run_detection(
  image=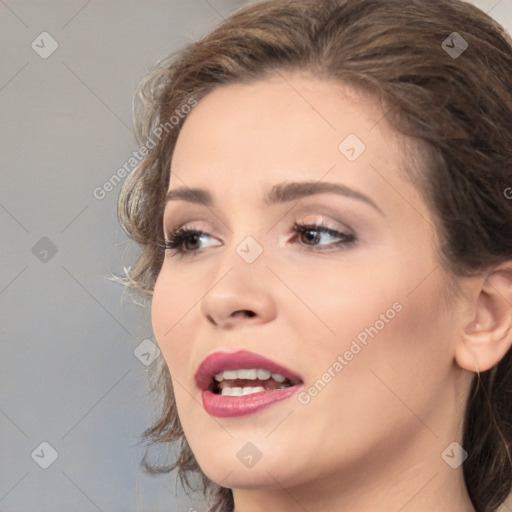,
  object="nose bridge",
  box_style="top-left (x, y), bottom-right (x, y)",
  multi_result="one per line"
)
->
top-left (214, 214), bottom-right (268, 278)
top-left (199, 230), bottom-right (276, 327)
